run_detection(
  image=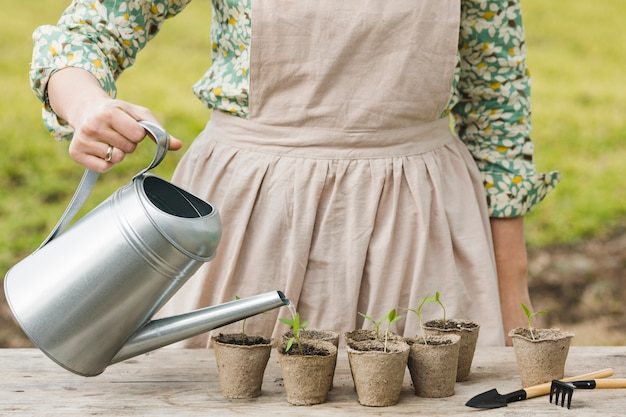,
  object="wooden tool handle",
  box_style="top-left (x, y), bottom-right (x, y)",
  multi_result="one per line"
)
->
top-left (595, 378), bottom-right (626, 389)
top-left (525, 368), bottom-right (614, 398)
